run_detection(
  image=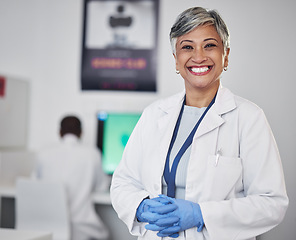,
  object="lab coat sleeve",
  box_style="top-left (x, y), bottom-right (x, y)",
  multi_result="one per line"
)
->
top-left (199, 106), bottom-right (289, 240)
top-left (110, 114), bottom-right (150, 236)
